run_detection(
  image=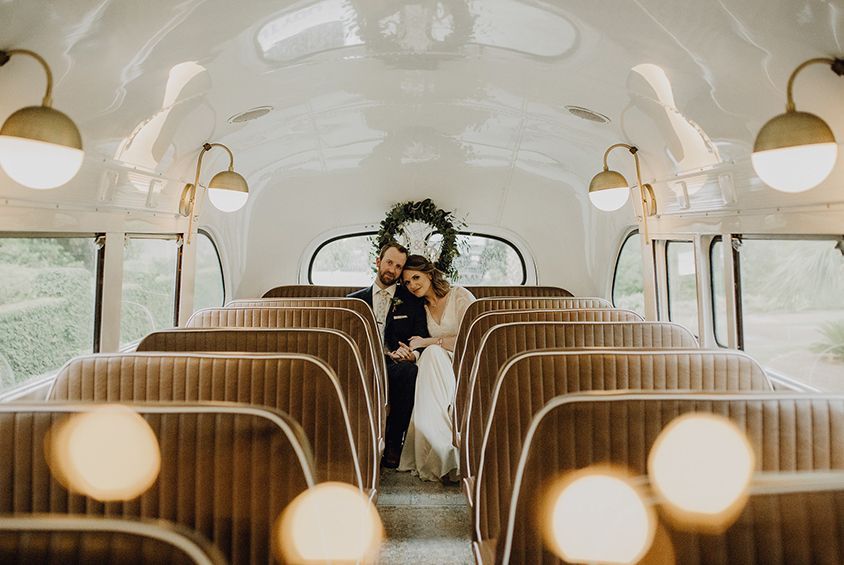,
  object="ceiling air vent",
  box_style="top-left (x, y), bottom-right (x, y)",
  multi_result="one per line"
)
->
top-left (227, 106), bottom-right (273, 124)
top-left (565, 105), bottom-right (610, 124)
